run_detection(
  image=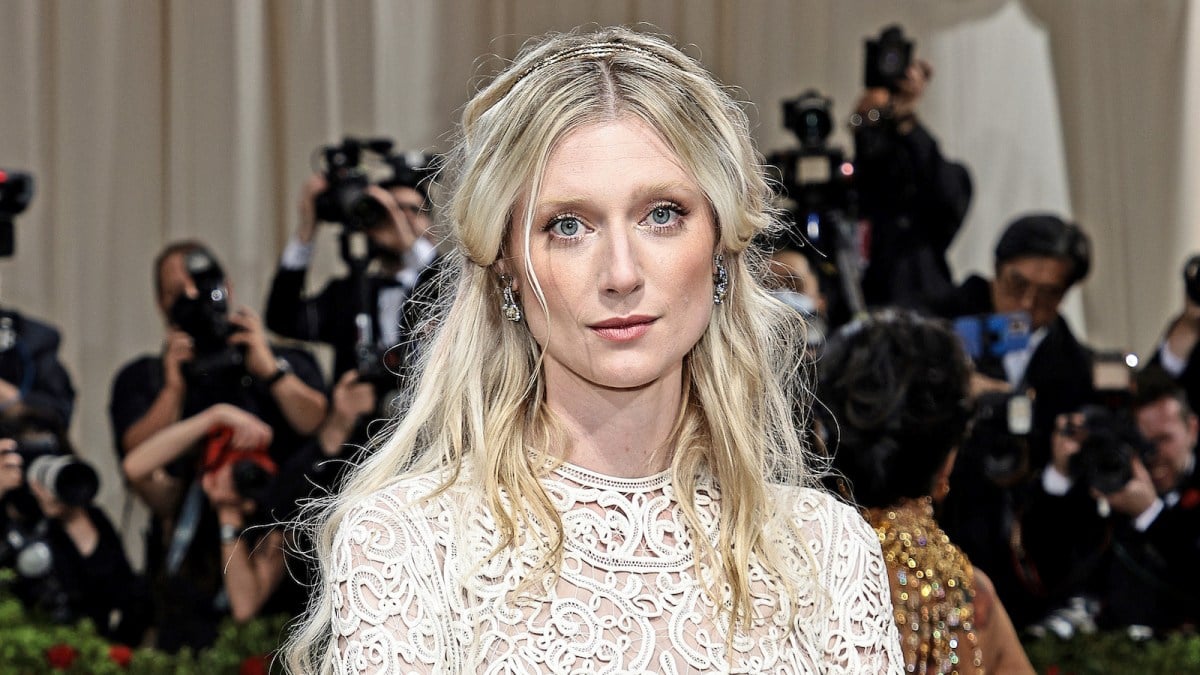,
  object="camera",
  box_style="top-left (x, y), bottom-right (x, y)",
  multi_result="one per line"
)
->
top-left (766, 90), bottom-right (864, 322)
top-left (314, 137), bottom-right (435, 233)
top-left (169, 248), bottom-right (244, 382)
top-left (0, 169), bottom-right (34, 258)
top-left (355, 341), bottom-right (403, 389)
top-left (967, 390), bottom-right (1034, 483)
top-left (953, 312), bottom-right (1032, 361)
top-left (1065, 405), bottom-right (1152, 494)
top-left (1062, 353), bottom-right (1144, 494)
top-left (315, 137), bottom-right (390, 230)
top-left (201, 426), bottom-right (277, 504)
top-left (1184, 254), bottom-right (1200, 304)
top-left (768, 90), bottom-right (855, 219)
top-left (864, 25), bottom-right (914, 92)
top-left (10, 435), bottom-right (99, 508)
